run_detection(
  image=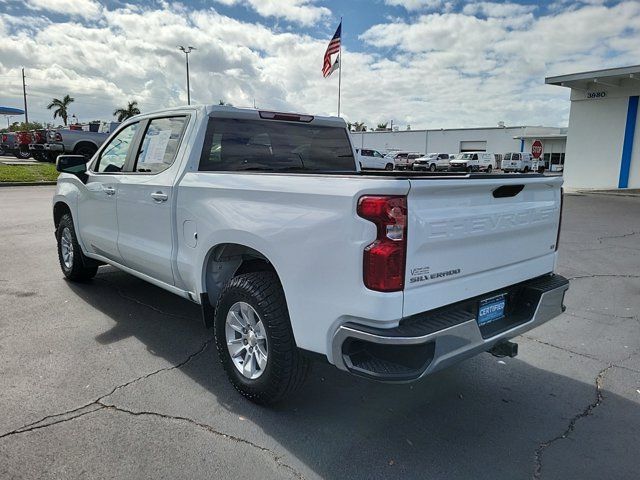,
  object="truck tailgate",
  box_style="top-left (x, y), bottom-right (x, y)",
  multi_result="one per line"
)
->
top-left (403, 176), bottom-right (562, 317)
